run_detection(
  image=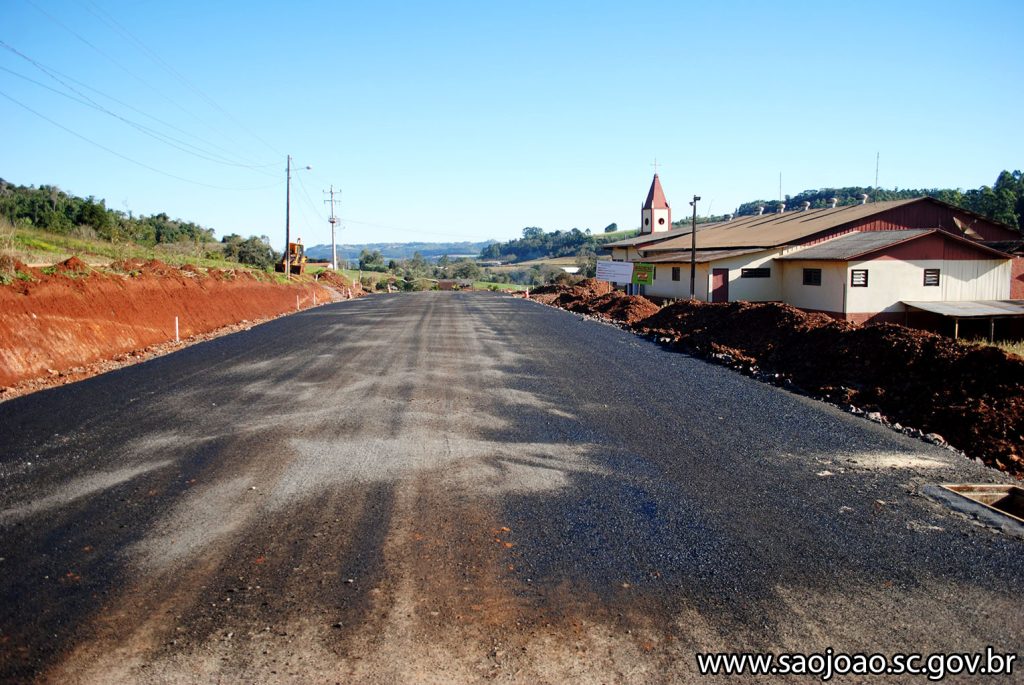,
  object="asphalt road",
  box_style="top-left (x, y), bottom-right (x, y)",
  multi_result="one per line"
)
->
top-left (0, 292), bottom-right (1021, 683)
